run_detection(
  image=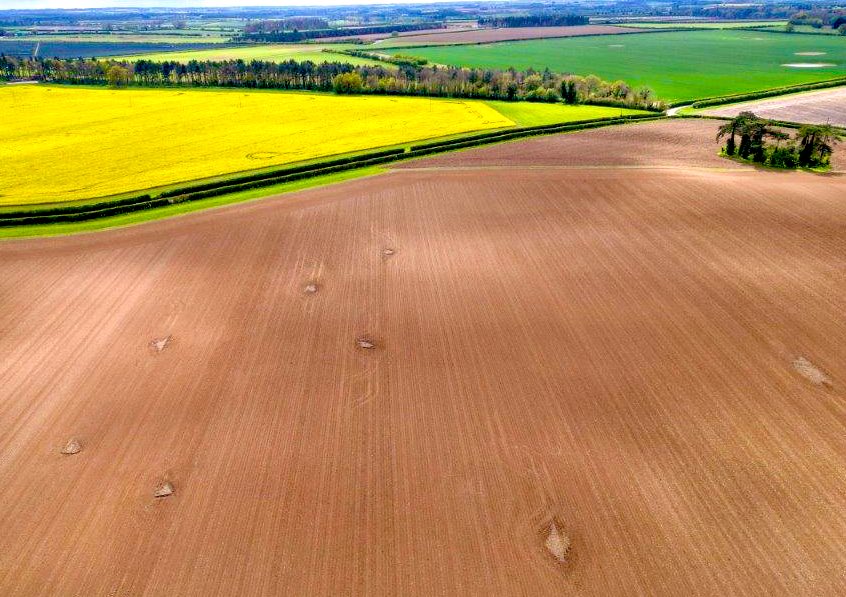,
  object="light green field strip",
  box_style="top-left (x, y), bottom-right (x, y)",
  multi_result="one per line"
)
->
top-left (117, 43), bottom-right (383, 66)
top-left (485, 101), bottom-right (649, 126)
